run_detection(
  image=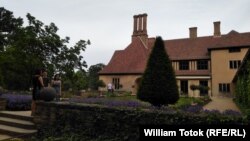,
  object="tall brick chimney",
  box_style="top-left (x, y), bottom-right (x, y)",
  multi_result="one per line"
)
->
top-left (132, 13), bottom-right (148, 44)
top-left (214, 21), bottom-right (221, 37)
top-left (189, 27), bottom-right (197, 38)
